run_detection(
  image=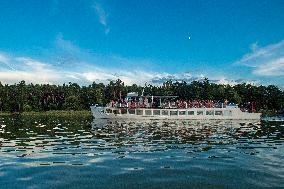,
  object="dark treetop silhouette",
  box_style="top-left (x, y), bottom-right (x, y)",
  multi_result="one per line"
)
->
top-left (0, 79), bottom-right (283, 113)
